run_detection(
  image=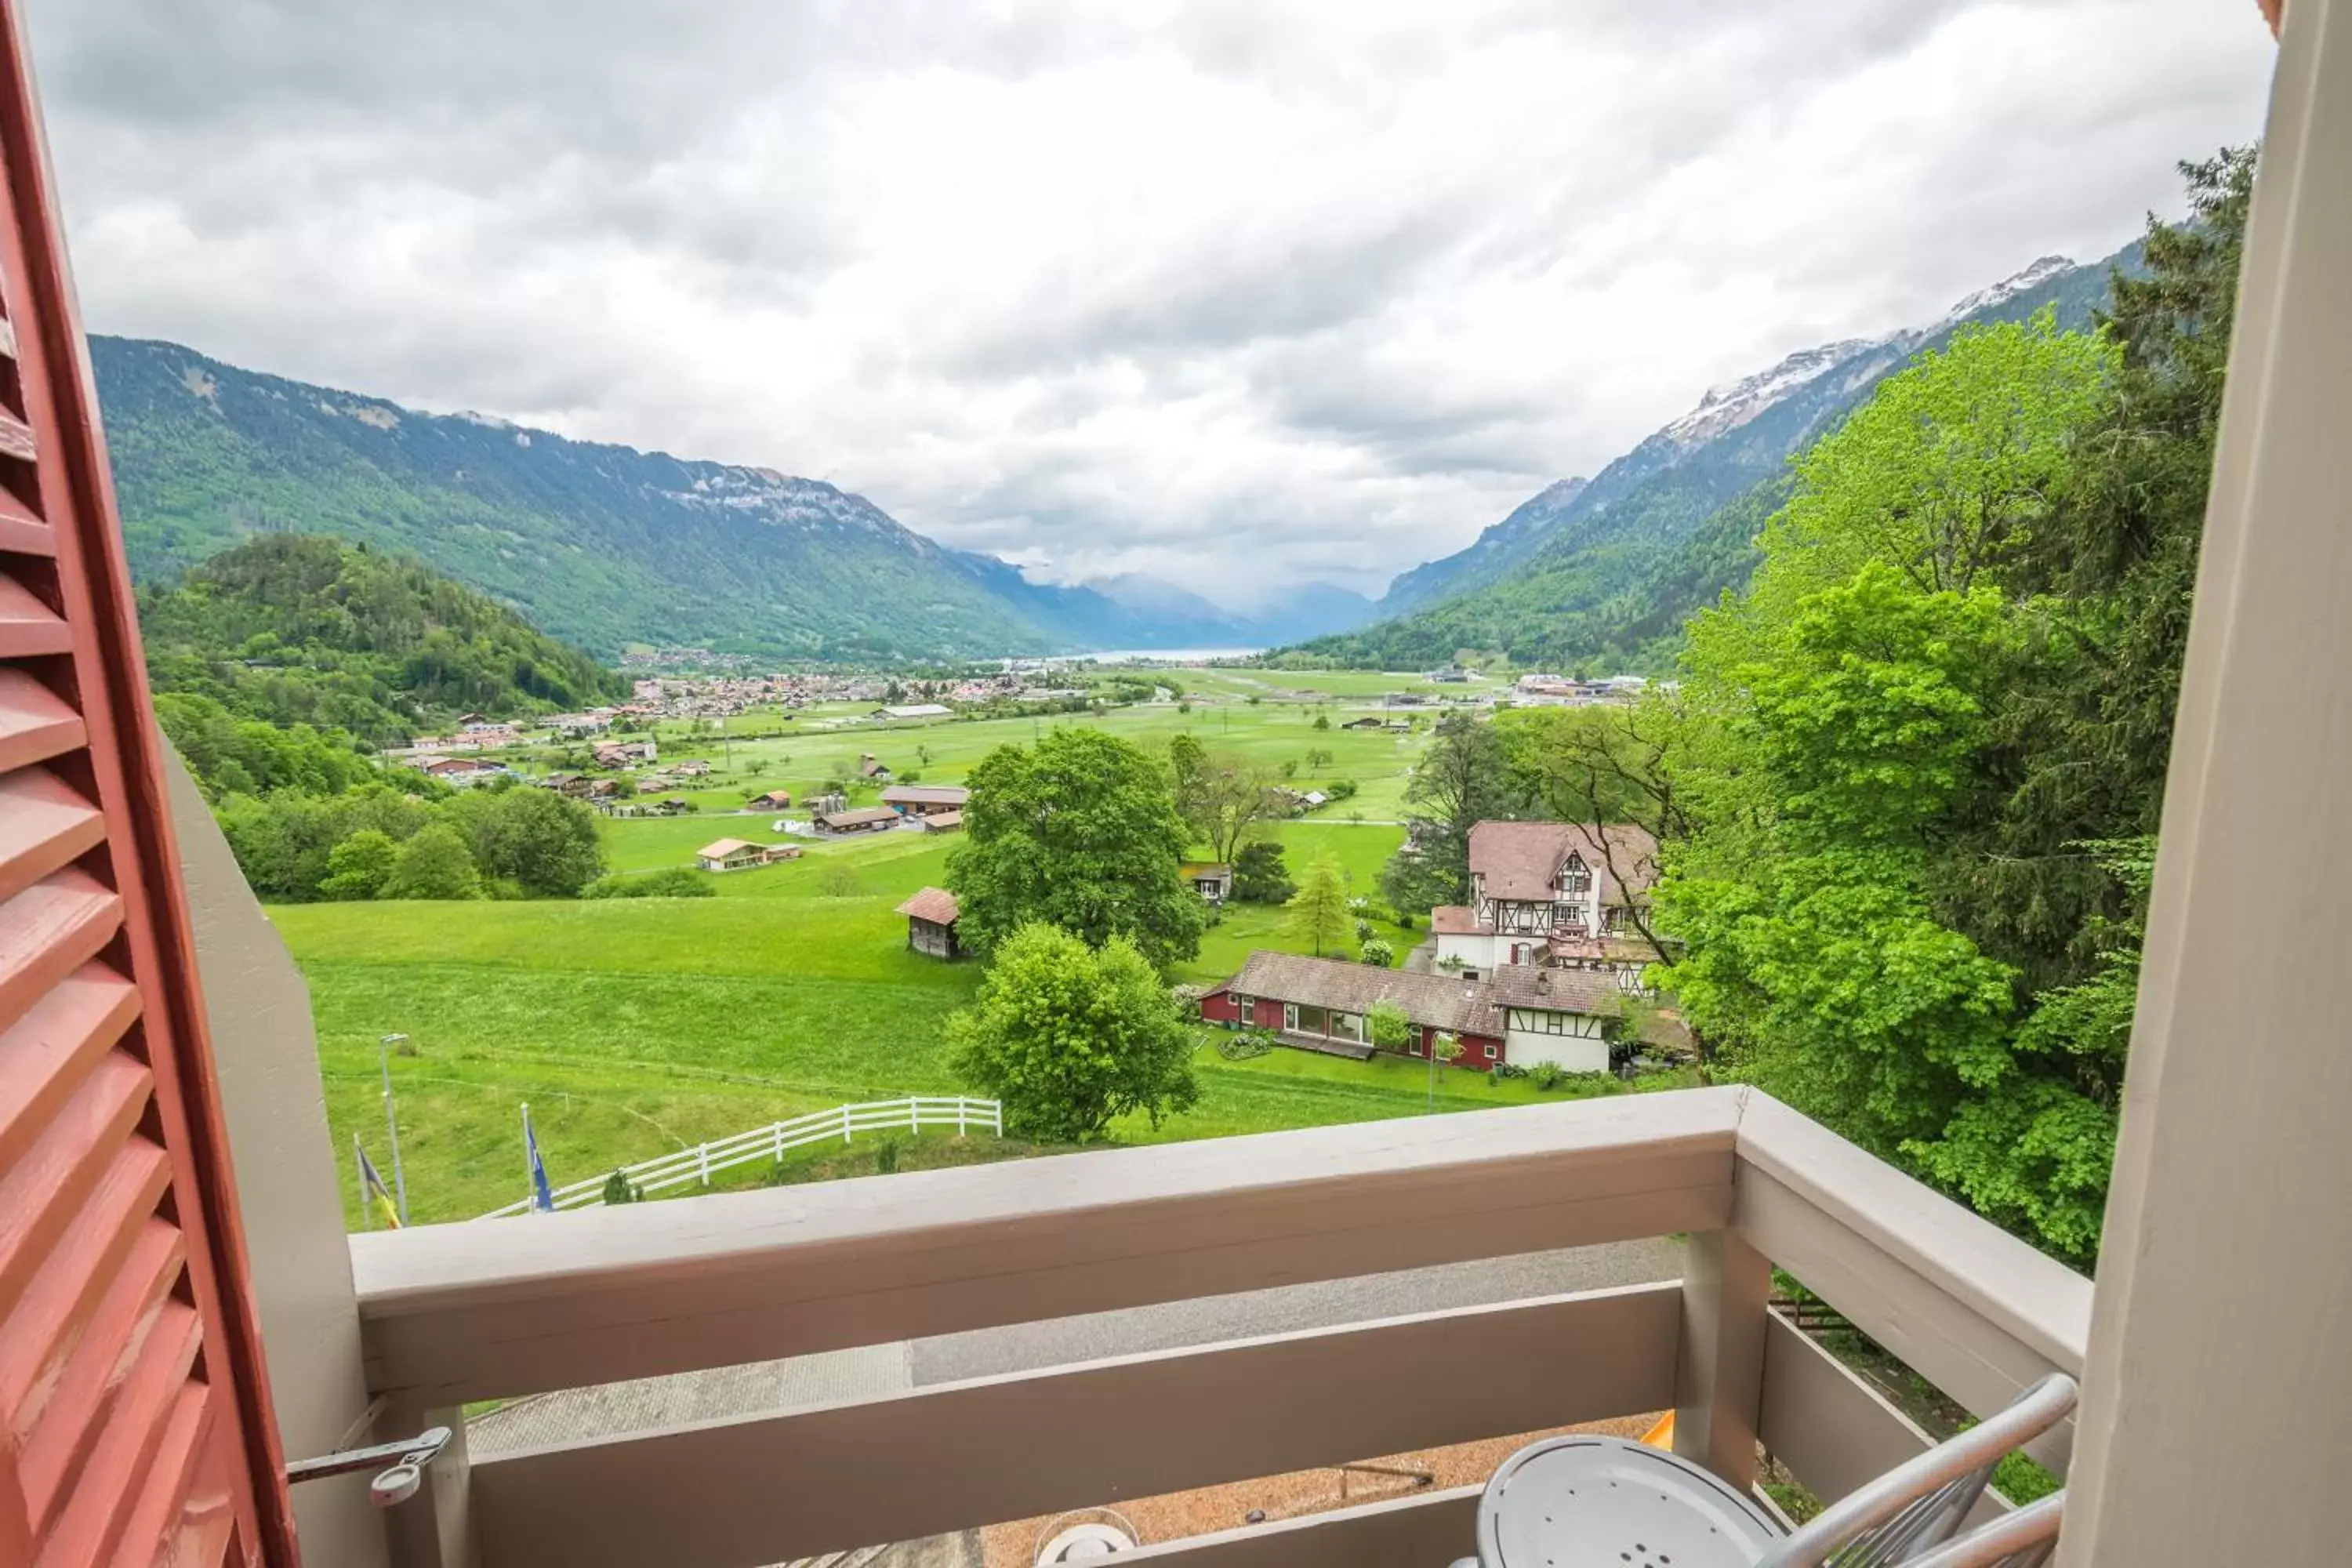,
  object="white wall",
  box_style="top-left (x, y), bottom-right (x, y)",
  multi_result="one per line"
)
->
top-left (1505, 1026), bottom-right (1608, 1073)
